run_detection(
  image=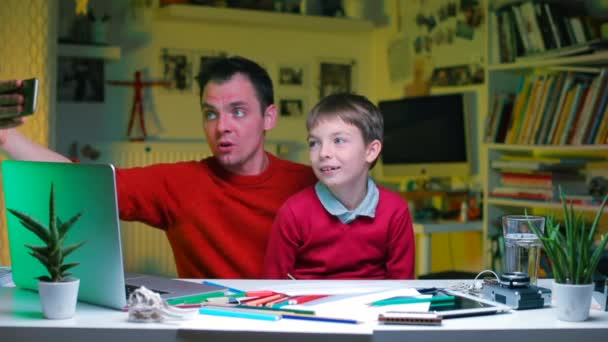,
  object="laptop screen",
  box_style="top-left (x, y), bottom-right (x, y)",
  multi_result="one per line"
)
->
top-left (2, 161), bottom-right (128, 309)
